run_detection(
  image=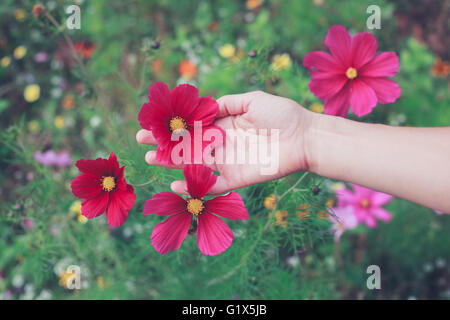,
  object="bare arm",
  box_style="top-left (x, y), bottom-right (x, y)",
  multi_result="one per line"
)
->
top-left (306, 113), bottom-right (450, 212)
